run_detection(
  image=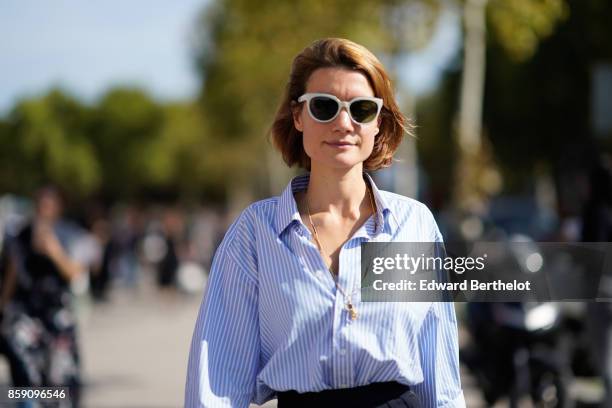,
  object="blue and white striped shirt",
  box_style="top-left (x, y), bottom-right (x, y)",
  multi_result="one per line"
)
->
top-left (185, 173), bottom-right (466, 408)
